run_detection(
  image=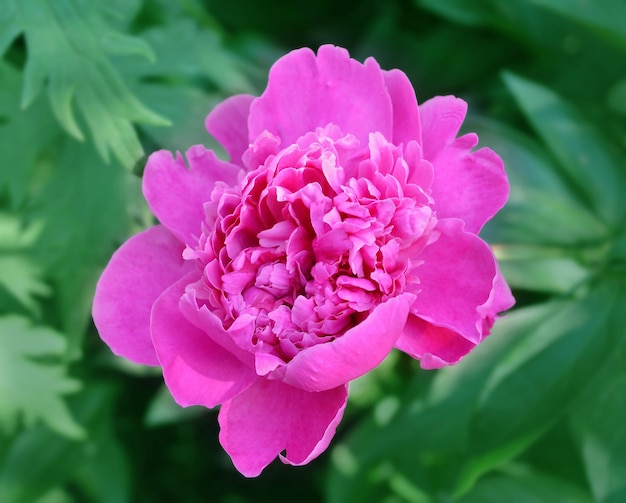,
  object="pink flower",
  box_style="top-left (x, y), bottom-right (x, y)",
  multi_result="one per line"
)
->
top-left (93, 45), bottom-right (514, 476)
